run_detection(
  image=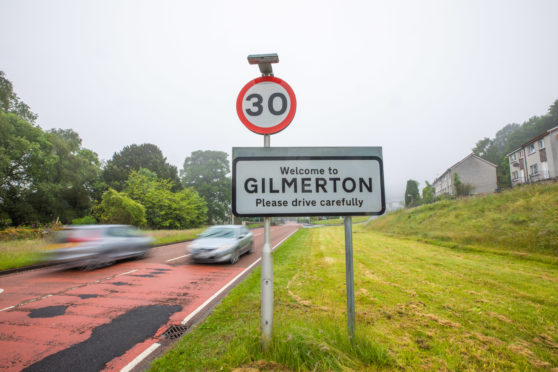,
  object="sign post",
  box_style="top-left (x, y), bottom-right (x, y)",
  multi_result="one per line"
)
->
top-left (344, 216), bottom-right (355, 341)
top-left (237, 54), bottom-right (297, 348)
